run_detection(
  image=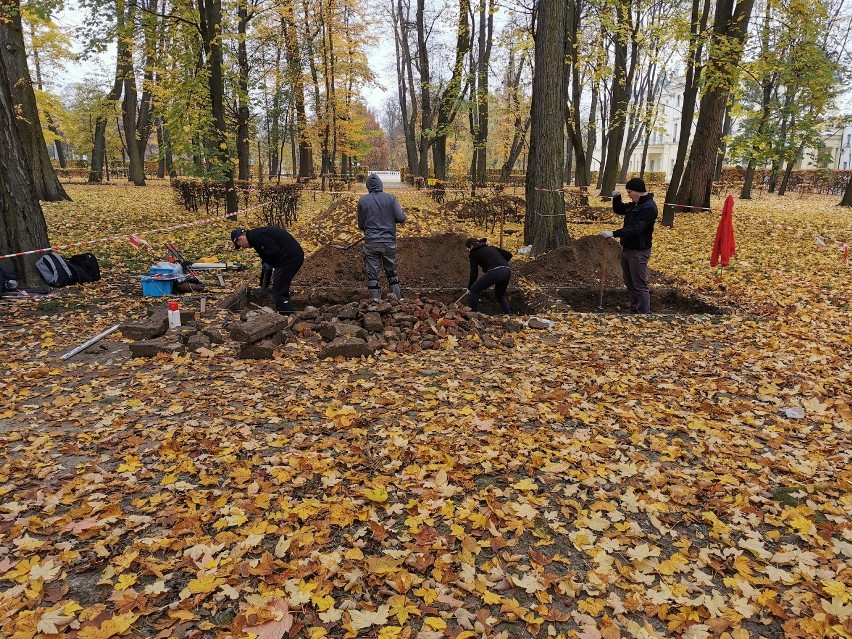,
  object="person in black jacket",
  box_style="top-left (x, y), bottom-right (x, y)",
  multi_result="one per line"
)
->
top-left (466, 237), bottom-right (513, 314)
top-left (232, 227), bottom-right (304, 313)
top-left (600, 177), bottom-right (658, 314)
